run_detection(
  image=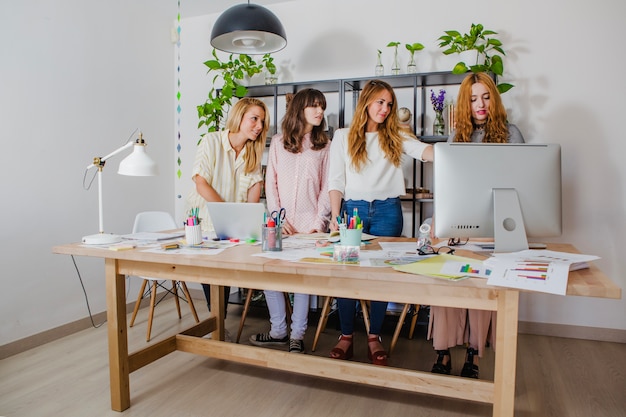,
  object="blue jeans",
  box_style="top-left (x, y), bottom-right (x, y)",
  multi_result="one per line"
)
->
top-left (337, 198), bottom-right (402, 335)
top-left (341, 197), bottom-right (403, 237)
